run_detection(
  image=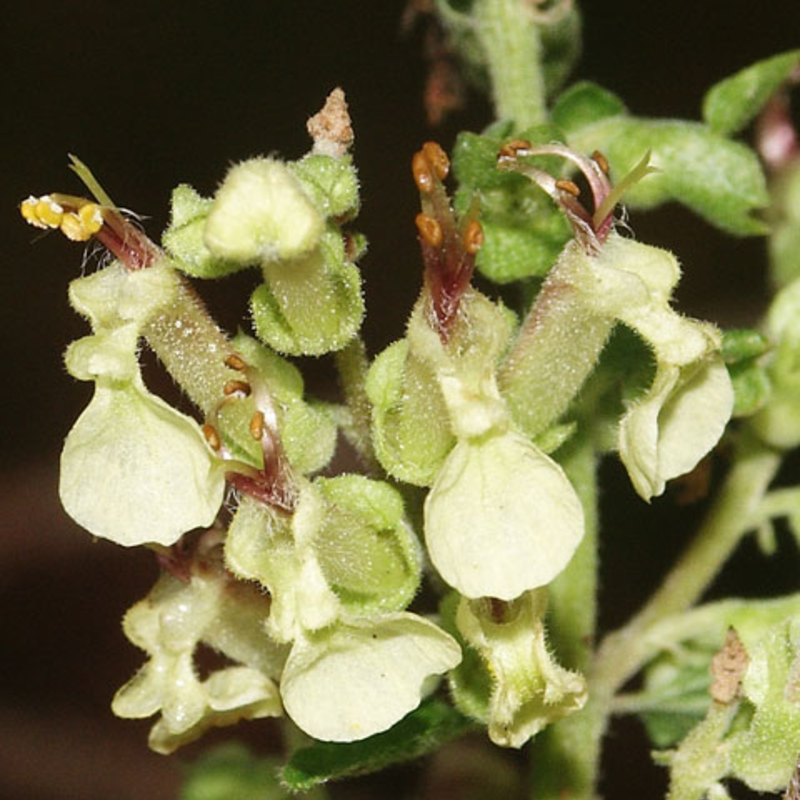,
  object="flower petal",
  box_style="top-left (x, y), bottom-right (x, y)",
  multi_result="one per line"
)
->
top-left (424, 430), bottom-right (584, 600)
top-left (60, 382), bottom-right (225, 546)
top-left (280, 613), bottom-right (461, 742)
